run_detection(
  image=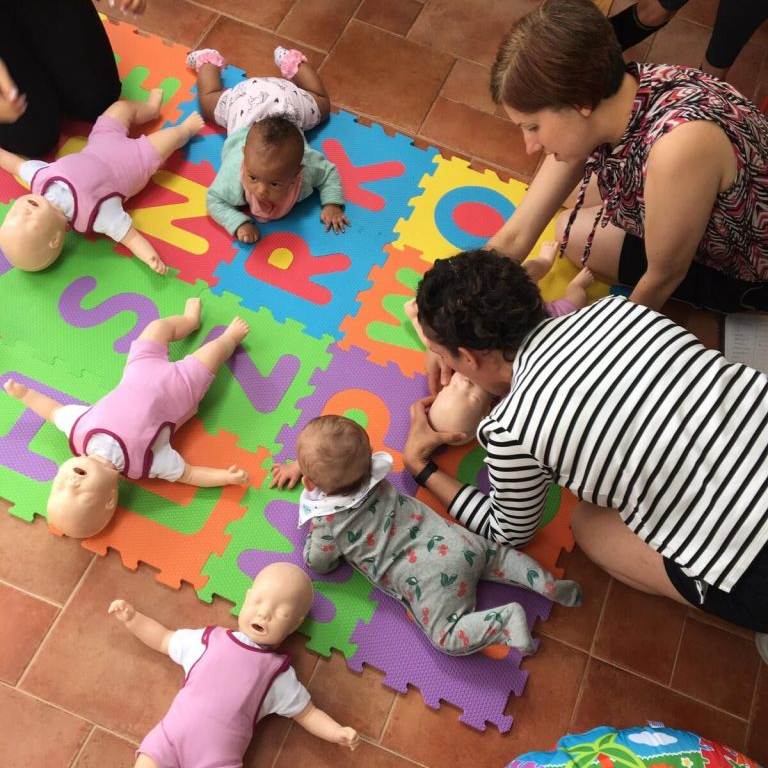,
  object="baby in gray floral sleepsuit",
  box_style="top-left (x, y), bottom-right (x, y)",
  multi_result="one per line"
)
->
top-left (270, 415), bottom-right (582, 656)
